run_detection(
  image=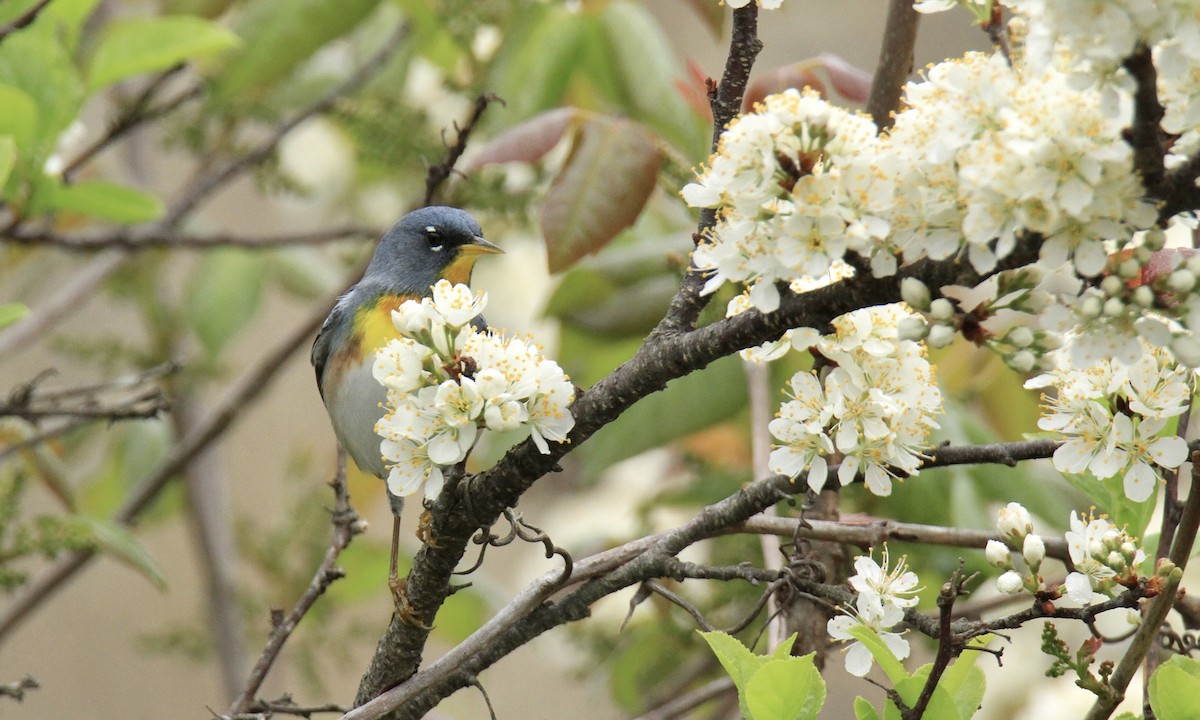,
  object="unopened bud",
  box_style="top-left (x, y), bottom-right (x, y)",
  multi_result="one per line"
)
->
top-left (930, 298), bottom-right (955, 322)
top-left (1008, 350), bottom-right (1036, 373)
top-left (1008, 326), bottom-right (1034, 348)
top-left (901, 278), bottom-right (932, 311)
top-left (1133, 285), bottom-right (1155, 307)
top-left (1134, 246), bottom-right (1154, 264)
top-left (1169, 269), bottom-right (1197, 294)
top-left (1144, 227), bottom-right (1167, 251)
top-left (1117, 258), bottom-right (1141, 279)
top-left (986, 539), bottom-right (1013, 568)
top-left (898, 315), bottom-right (928, 341)
top-left (1079, 295), bottom-right (1104, 319)
top-left (997, 502), bottom-right (1033, 541)
top-left (1100, 275), bottom-right (1124, 297)
top-left (997, 570), bottom-right (1025, 594)
top-left (1023, 533), bottom-right (1046, 568)
top-left (927, 323), bottom-right (956, 348)
top-left (1102, 297), bottom-right (1125, 317)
